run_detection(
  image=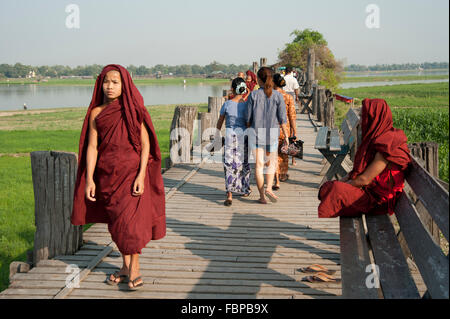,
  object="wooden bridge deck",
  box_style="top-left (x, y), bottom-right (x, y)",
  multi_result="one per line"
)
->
top-left (1, 114), bottom-right (343, 299)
